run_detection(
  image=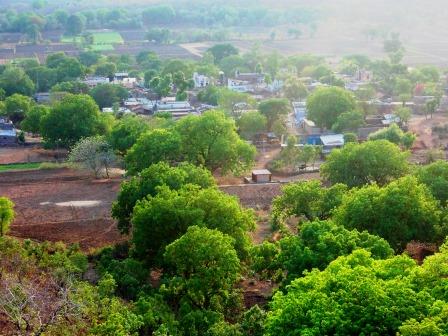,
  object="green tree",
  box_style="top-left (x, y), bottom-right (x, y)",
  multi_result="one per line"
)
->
top-left (307, 86), bottom-right (356, 129)
top-left (146, 28), bottom-right (171, 44)
top-left (0, 67), bottom-right (35, 97)
top-left (3, 94), bottom-right (34, 124)
top-left (125, 129), bottom-right (181, 175)
top-left (65, 14), bottom-right (84, 36)
top-left (272, 180), bottom-right (348, 224)
top-left (131, 186), bottom-right (255, 263)
top-left (237, 111), bottom-right (267, 140)
top-left (150, 75), bottom-right (172, 98)
top-left (333, 176), bottom-right (444, 250)
top-left (266, 250), bottom-right (431, 335)
top-left (40, 94), bottom-right (105, 148)
top-left (90, 84), bottom-right (129, 109)
top-left (142, 5), bottom-right (175, 25)
top-left (278, 220), bottom-right (394, 285)
top-left (79, 51), bottom-right (100, 67)
top-left (95, 62), bottom-right (117, 78)
top-left (164, 226), bottom-right (241, 312)
top-left (51, 81), bottom-right (90, 95)
top-left (112, 162), bottom-right (215, 234)
top-left (108, 115), bottom-right (150, 155)
top-left (321, 140), bottom-right (409, 187)
top-left (396, 107), bottom-right (412, 126)
top-left (283, 77), bottom-right (309, 101)
top-left (258, 98), bottom-right (290, 132)
top-left (208, 44), bottom-right (239, 64)
top-left (21, 105), bottom-right (49, 135)
top-left (68, 136), bottom-right (116, 178)
top-left (332, 110), bottom-right (365, 133)
top-left (416, 160), bottom-right (448, 205)
top-left (0, 197), bottom-right (14, 237)
top-left (175, 111), bottom-right (256, 174)
top-left (26, 66), bottom-right (58, 92)
top-left (369, 123), bottom-right (416, 149)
